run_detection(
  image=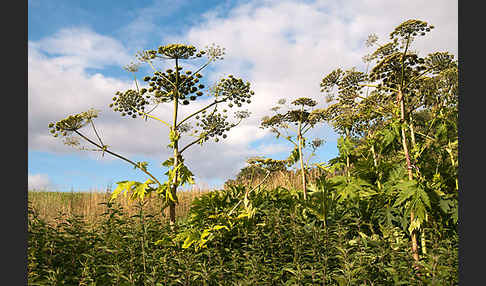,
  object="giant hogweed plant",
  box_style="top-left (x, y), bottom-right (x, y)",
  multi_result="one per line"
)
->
top-left (259, 98), bottom-right (326, 200)
top-left (49, 44), bottom-right (254, 224)
top-left (320, 19), bottom-right (458, 263)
